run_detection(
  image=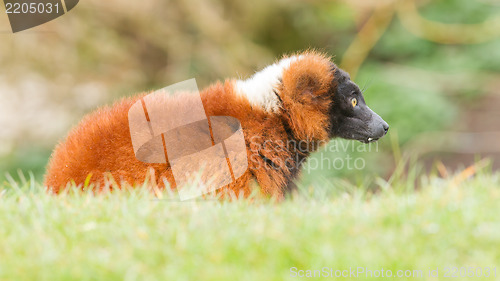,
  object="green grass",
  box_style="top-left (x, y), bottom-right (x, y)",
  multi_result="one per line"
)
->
top-left (1, 165), bottom-right (500, 281)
